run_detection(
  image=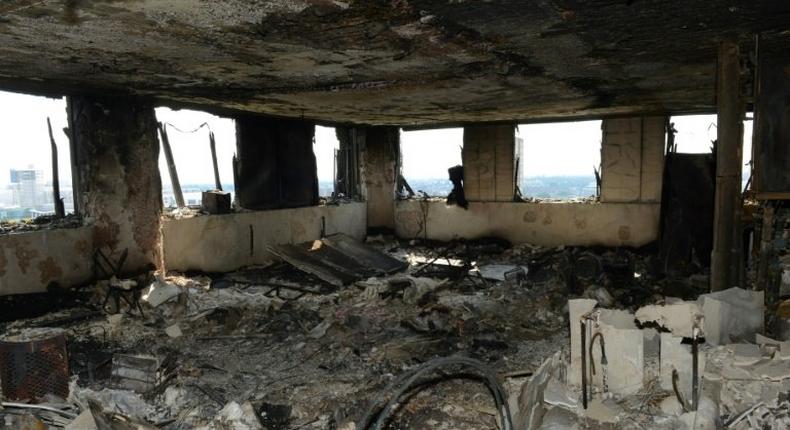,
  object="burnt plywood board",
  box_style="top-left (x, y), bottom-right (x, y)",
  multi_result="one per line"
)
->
top-left (267, 243), bottom-right (358, 287)
top-left (322, 234), bottom-right (408, 274)
top-left (753, 56), bottom-right (790, 193)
